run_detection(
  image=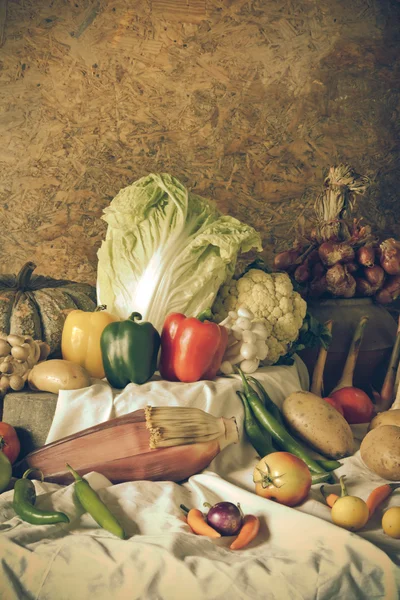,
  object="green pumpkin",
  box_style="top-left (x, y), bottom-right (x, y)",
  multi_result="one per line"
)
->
top-left (0, 262), bottom-right (97, 357)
